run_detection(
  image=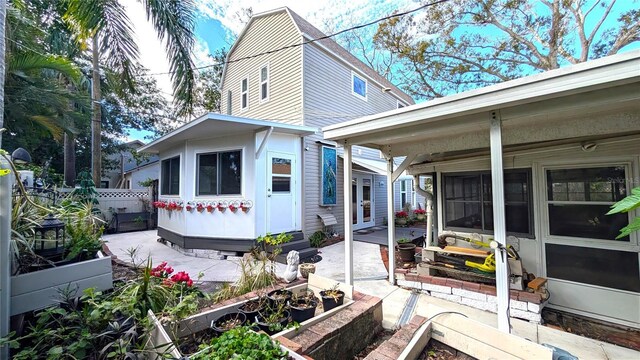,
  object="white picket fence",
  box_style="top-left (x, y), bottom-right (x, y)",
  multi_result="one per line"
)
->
top-left (59, 188), bottom-right (152, 223)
